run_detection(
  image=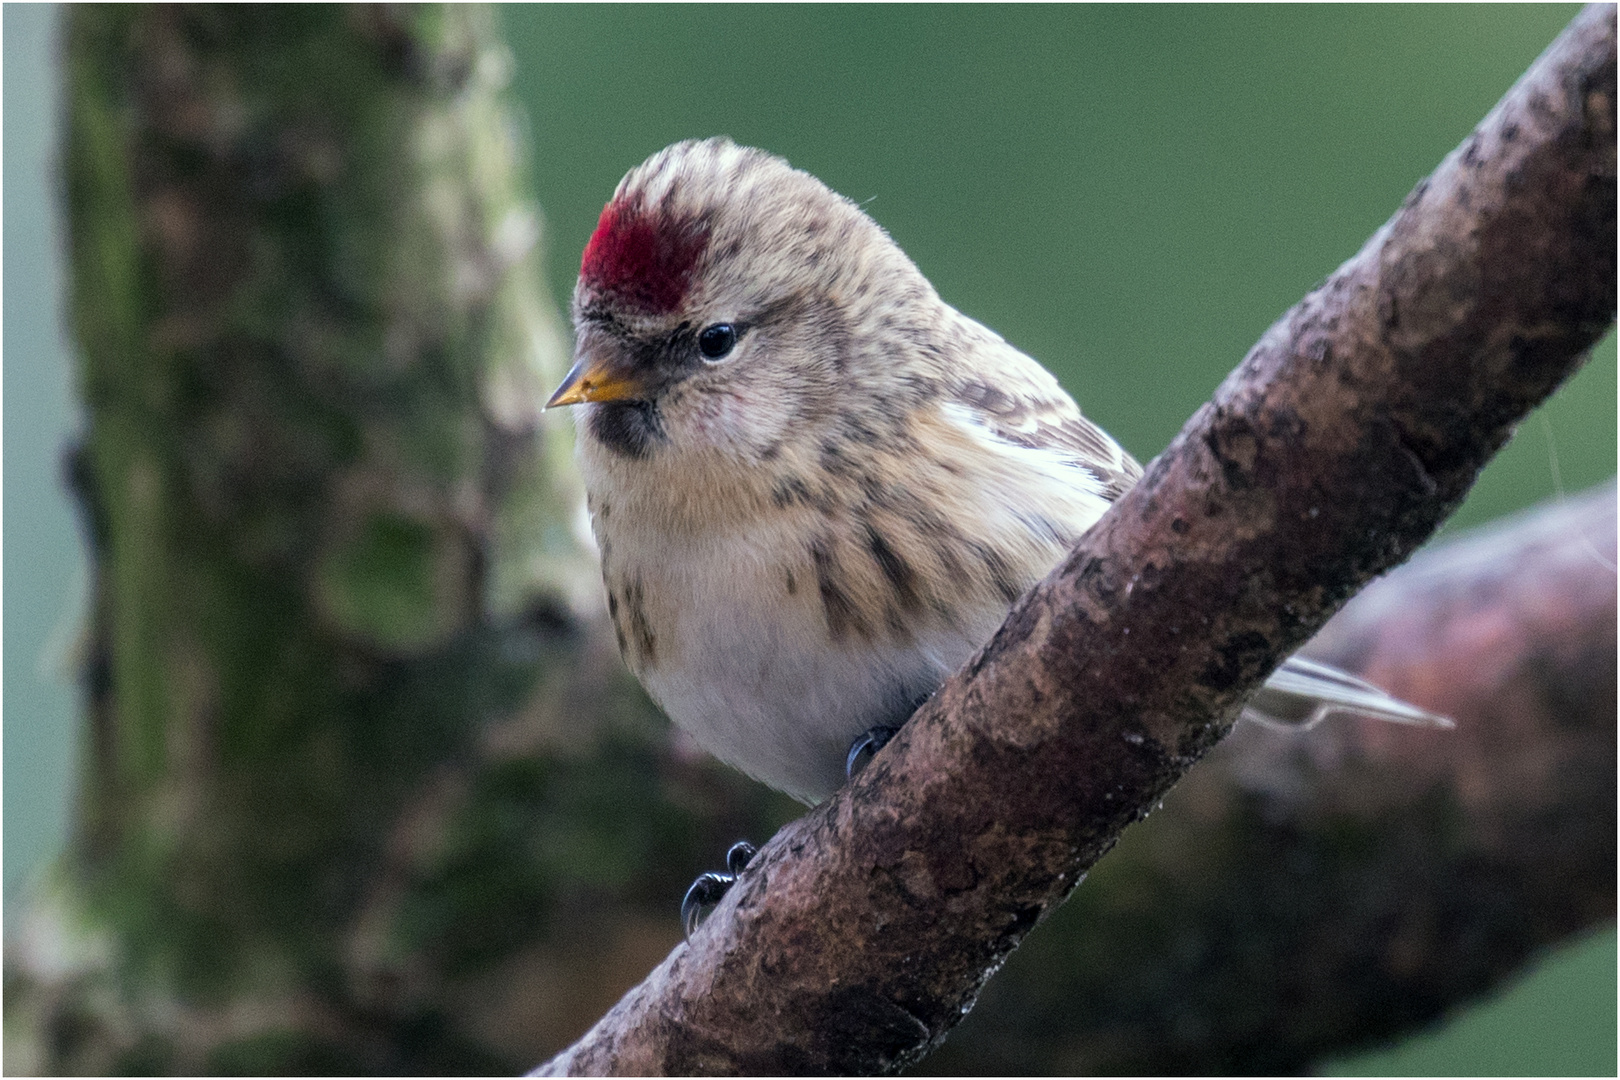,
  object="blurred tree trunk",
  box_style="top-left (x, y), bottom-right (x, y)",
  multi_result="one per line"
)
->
top-left (4, 6), bottom-right (794, 1074)
top-left (4, 4), bottom-right (1613, 1076)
